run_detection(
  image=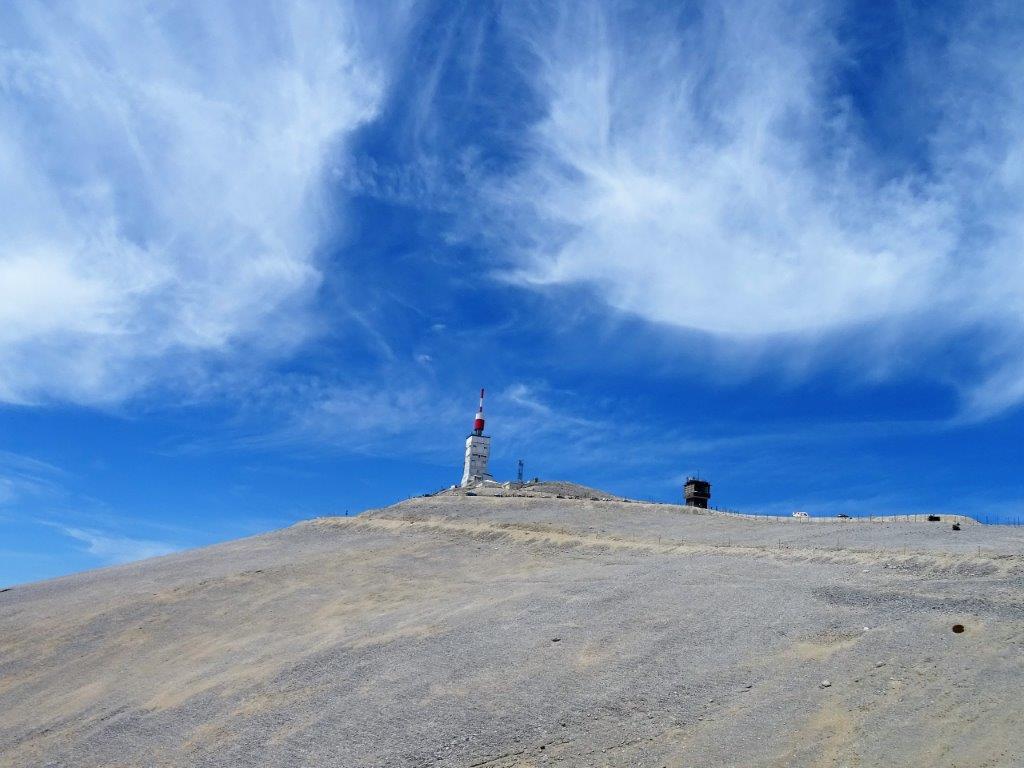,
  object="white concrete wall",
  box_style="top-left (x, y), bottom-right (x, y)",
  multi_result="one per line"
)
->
top-left (461, 434), bottom-right (491, 486)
